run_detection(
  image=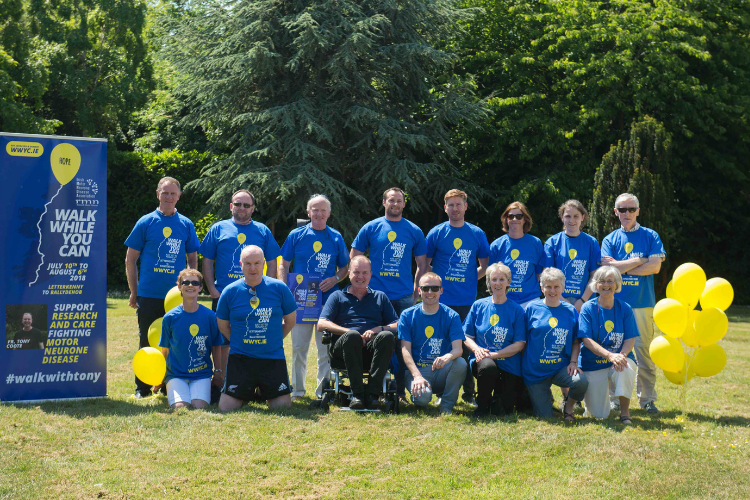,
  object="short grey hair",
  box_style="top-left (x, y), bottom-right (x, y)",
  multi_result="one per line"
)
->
top-left (486, 263), bottom-right (512, 293)
top-left (539, 267), bottom-right (566, 288)
top-left (615, 193), bottom-right (639, 208)
top-left (589, 266), bottom-right (623, 294)
top-left (307, 194), bottom-right (331, 211)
